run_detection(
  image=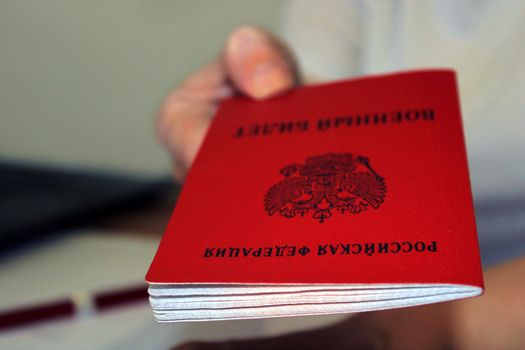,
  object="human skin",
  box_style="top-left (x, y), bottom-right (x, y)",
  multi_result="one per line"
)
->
top-left (157, 26), bottom-right (525, 350)
top-left (155, 26), bottom-right (297, 182)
